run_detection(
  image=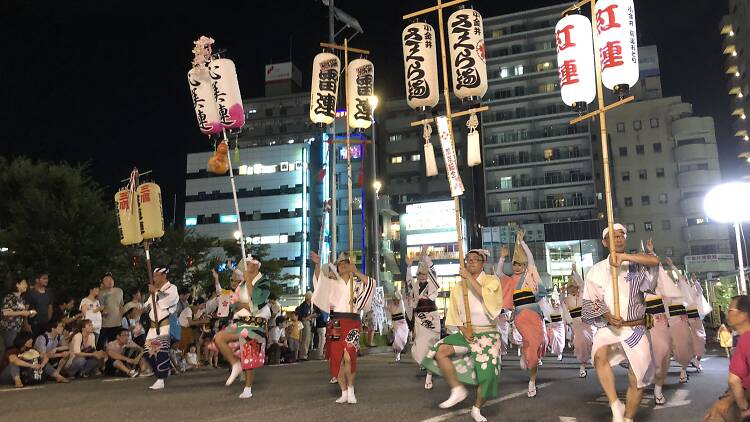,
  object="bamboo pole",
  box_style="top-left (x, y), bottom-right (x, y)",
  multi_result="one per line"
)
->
top-left (345, 37), bottom-right (355, 313)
